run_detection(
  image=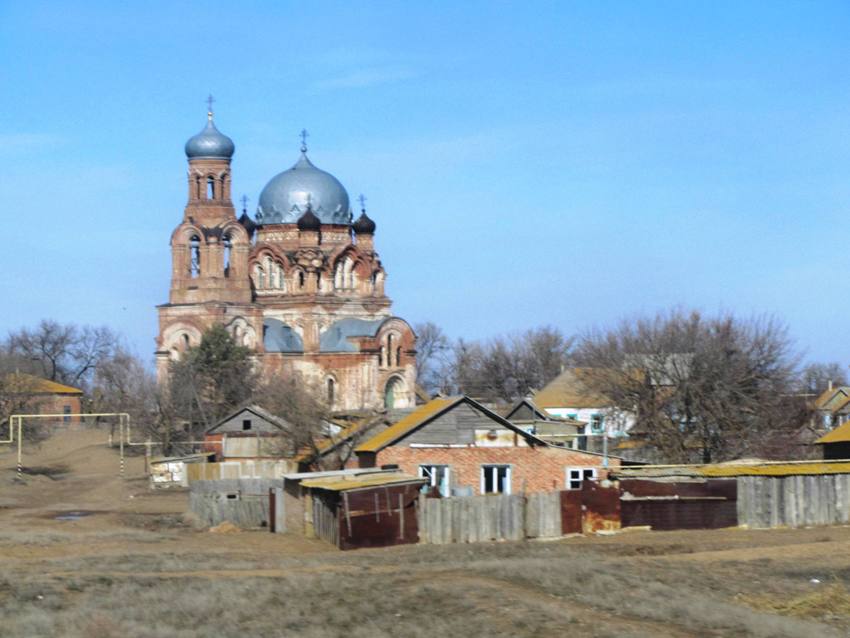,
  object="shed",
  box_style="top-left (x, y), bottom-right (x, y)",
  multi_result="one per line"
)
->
top-left (295, 472), bottom-right (426, 550)
top-left (815, 422), bottom-right (850, 460)
top-left (204, 404), bottom-right (291, 460)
